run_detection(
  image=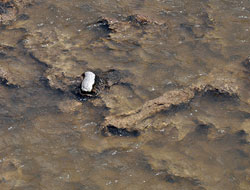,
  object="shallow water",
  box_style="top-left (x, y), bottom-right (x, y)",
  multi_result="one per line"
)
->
top-left (0, 0), bottom-right (250, 189)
